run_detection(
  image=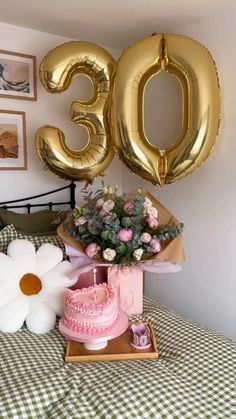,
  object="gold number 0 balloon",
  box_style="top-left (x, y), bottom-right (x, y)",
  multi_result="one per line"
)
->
top-left (111, 33), bottom-right (220, 186)
top-left (35, 41), bottom-right (116, 182)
